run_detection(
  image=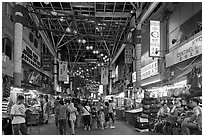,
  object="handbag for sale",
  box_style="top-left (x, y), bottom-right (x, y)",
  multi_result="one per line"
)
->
top-left (143, 105), bottom-right (151, 109)
top-left (143, 109), bottom-right (151, 114)
top-left (140, 113), bottom-right (149, 118)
